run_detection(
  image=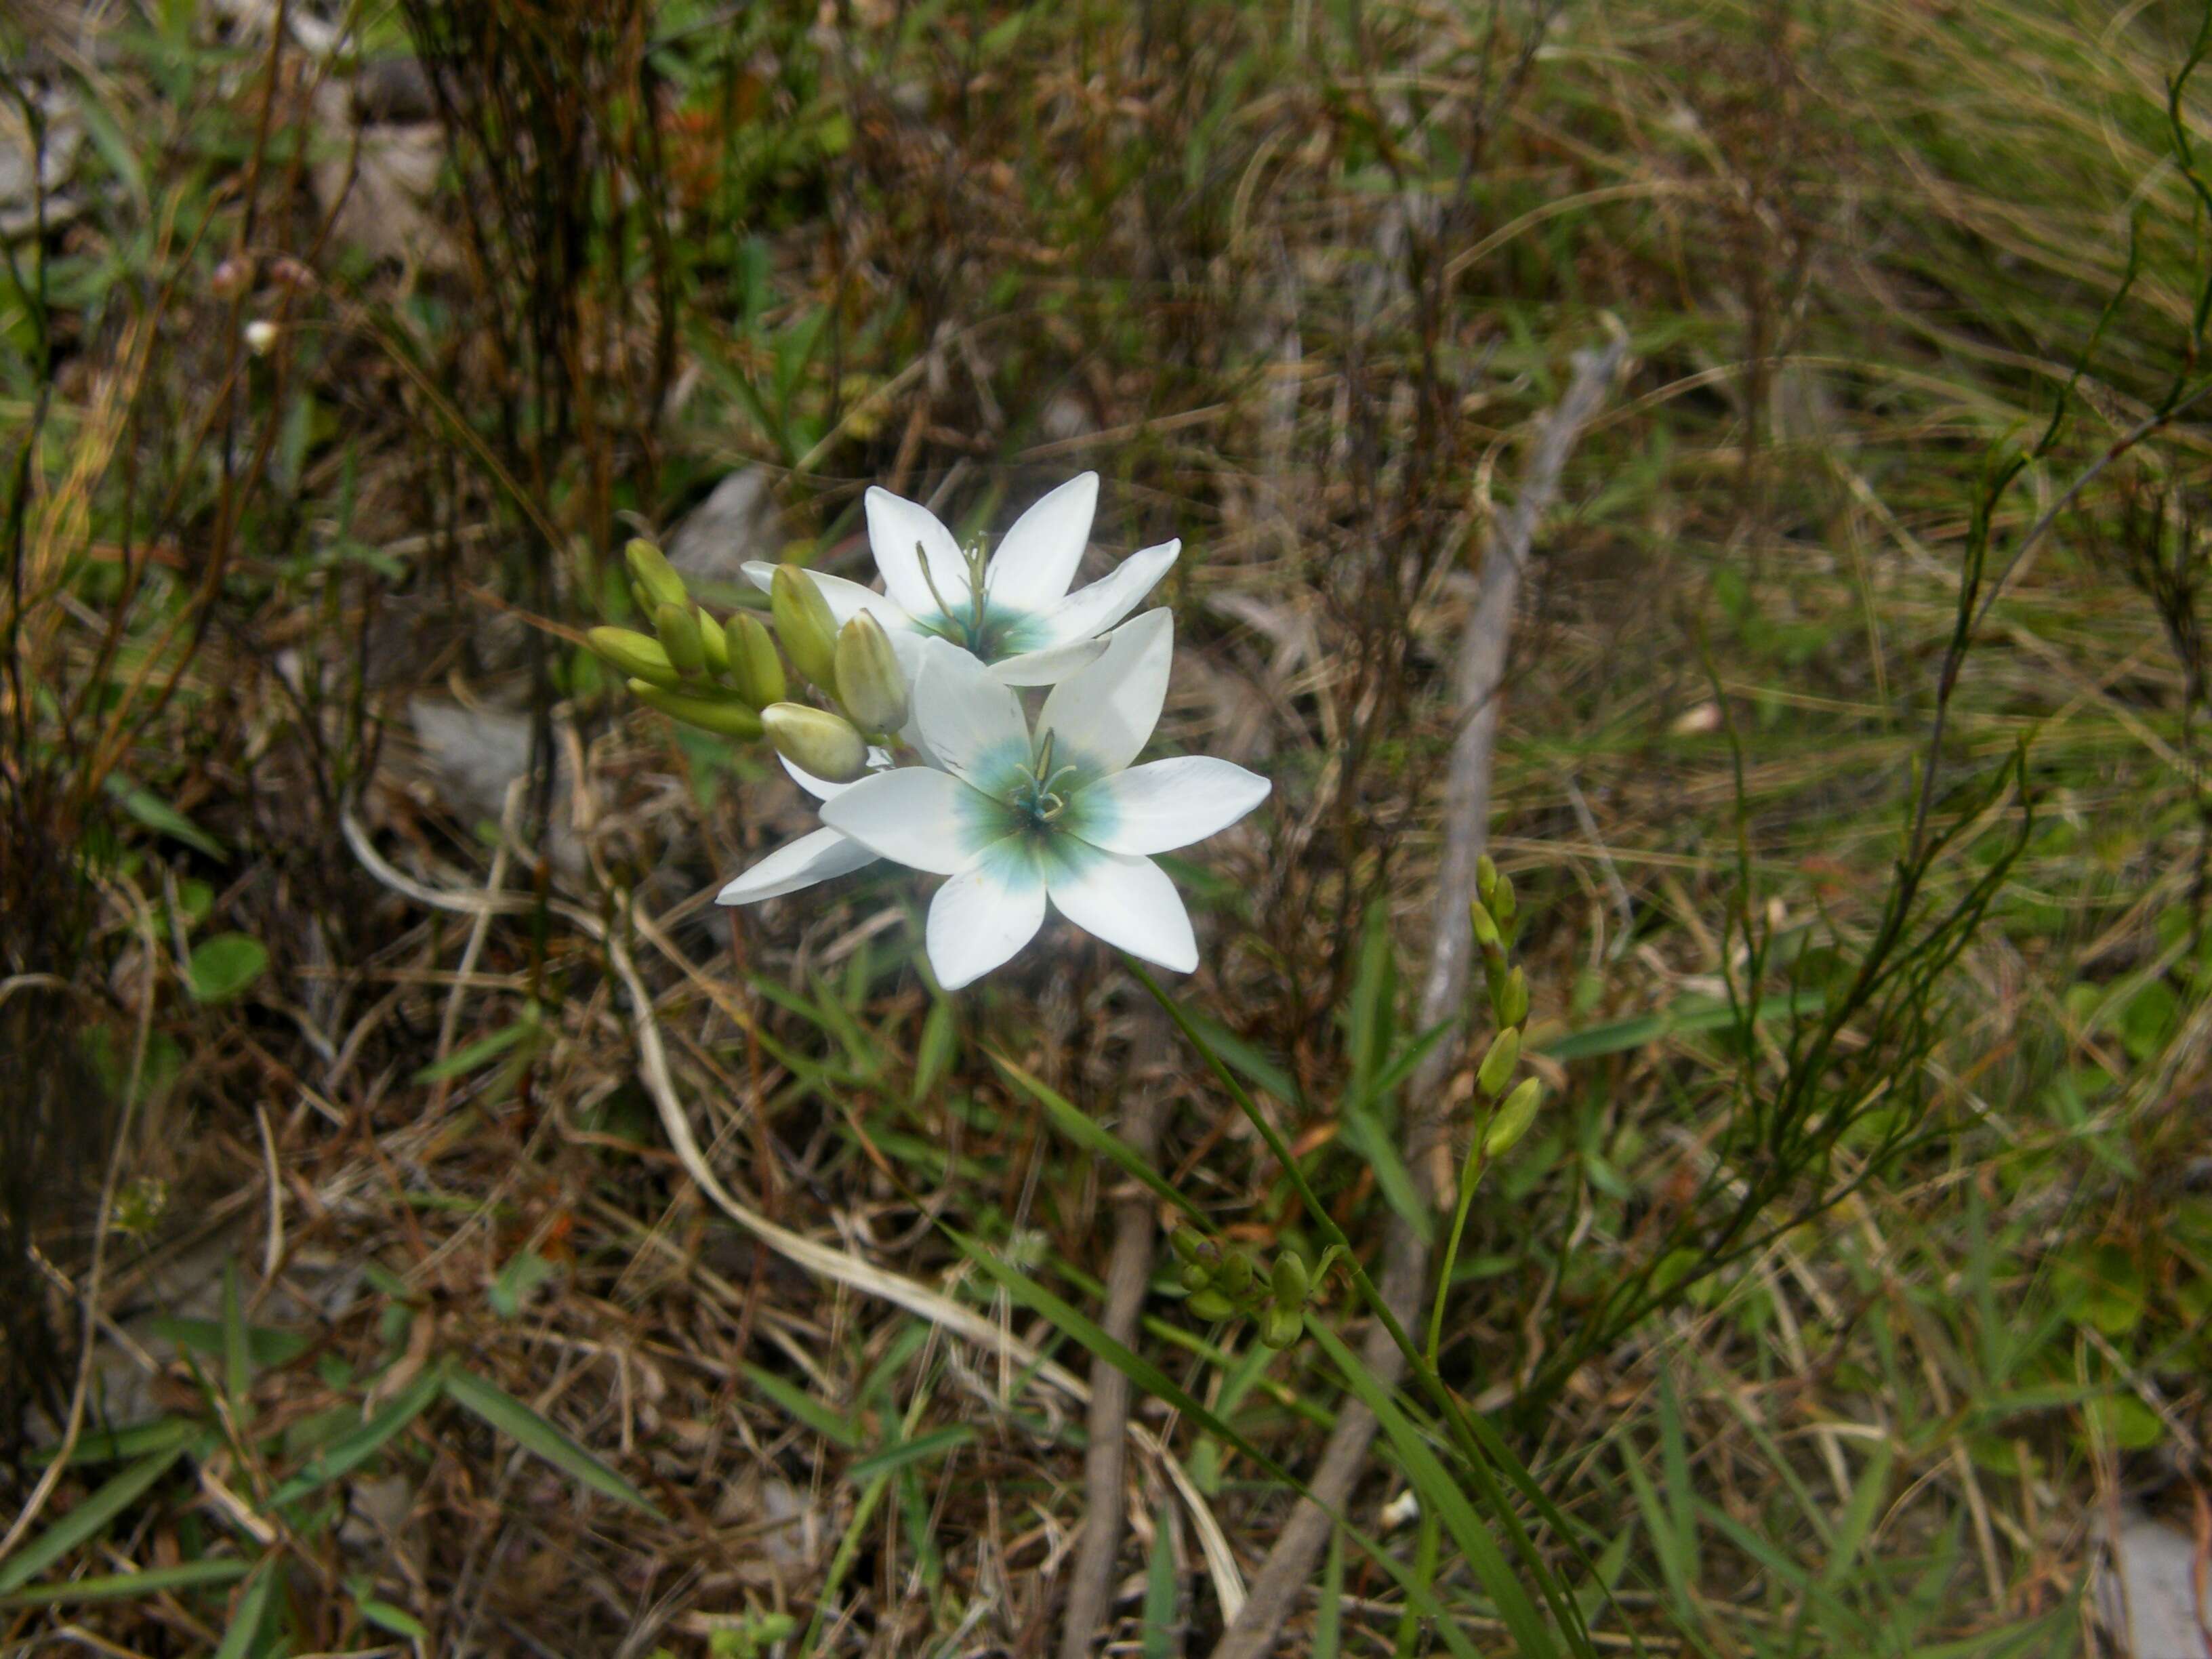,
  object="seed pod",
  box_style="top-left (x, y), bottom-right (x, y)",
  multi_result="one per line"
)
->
top-left (1498, 966), bottom-right (1530, 1029)
top-left (1468, 899), bottom-right (1502, 951)
top-left (1482, 1076), bottom-right (1542, 1158)
top-left (628, 680), bottom-right (764, 739)
top-left (626, 539), bottom-right (688, 611)
top-left (1178, 1261), bottom-right (1213, 1292)
top-left (653, 602), bottom-right (705, 676)
top-left (834, 613), bottom-right (909, 734)
top-left (762, 703), bottom-right (868, 783)
top-left (1269, 1252), bottom-right (1310, 1311)
top-left (770, 566), bottom-right (840, 691)
top-left (1476, 1028), bottom-right (1521, 1099)
top-left (725, 612), bottom-right (787, 710)
top-left (1260, 1305), bottom-right (1305, 1349)
top-left (1492, 873), bottom-right (1517, 928)
top-left (1186, 1288), bottom-right (1238, 1322)
top-left (588, 626), bottom-right (681, 689)
top-left (1476, 853), bottom-right (1500, 909)
top-left (697, 605), bottom-right (732, 678)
